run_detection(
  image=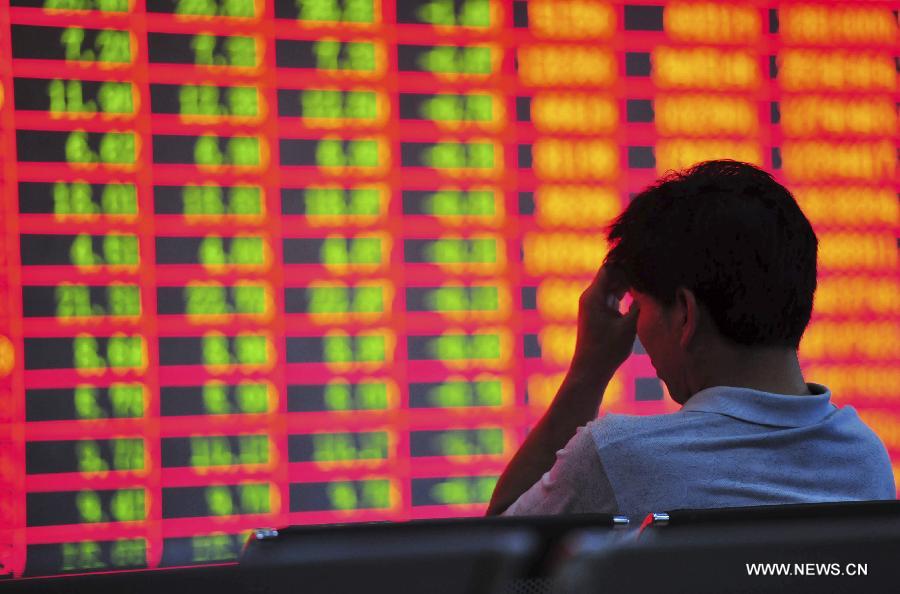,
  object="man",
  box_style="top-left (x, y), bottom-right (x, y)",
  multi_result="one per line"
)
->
top-left (487, 160), bottom-right (895, 518)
